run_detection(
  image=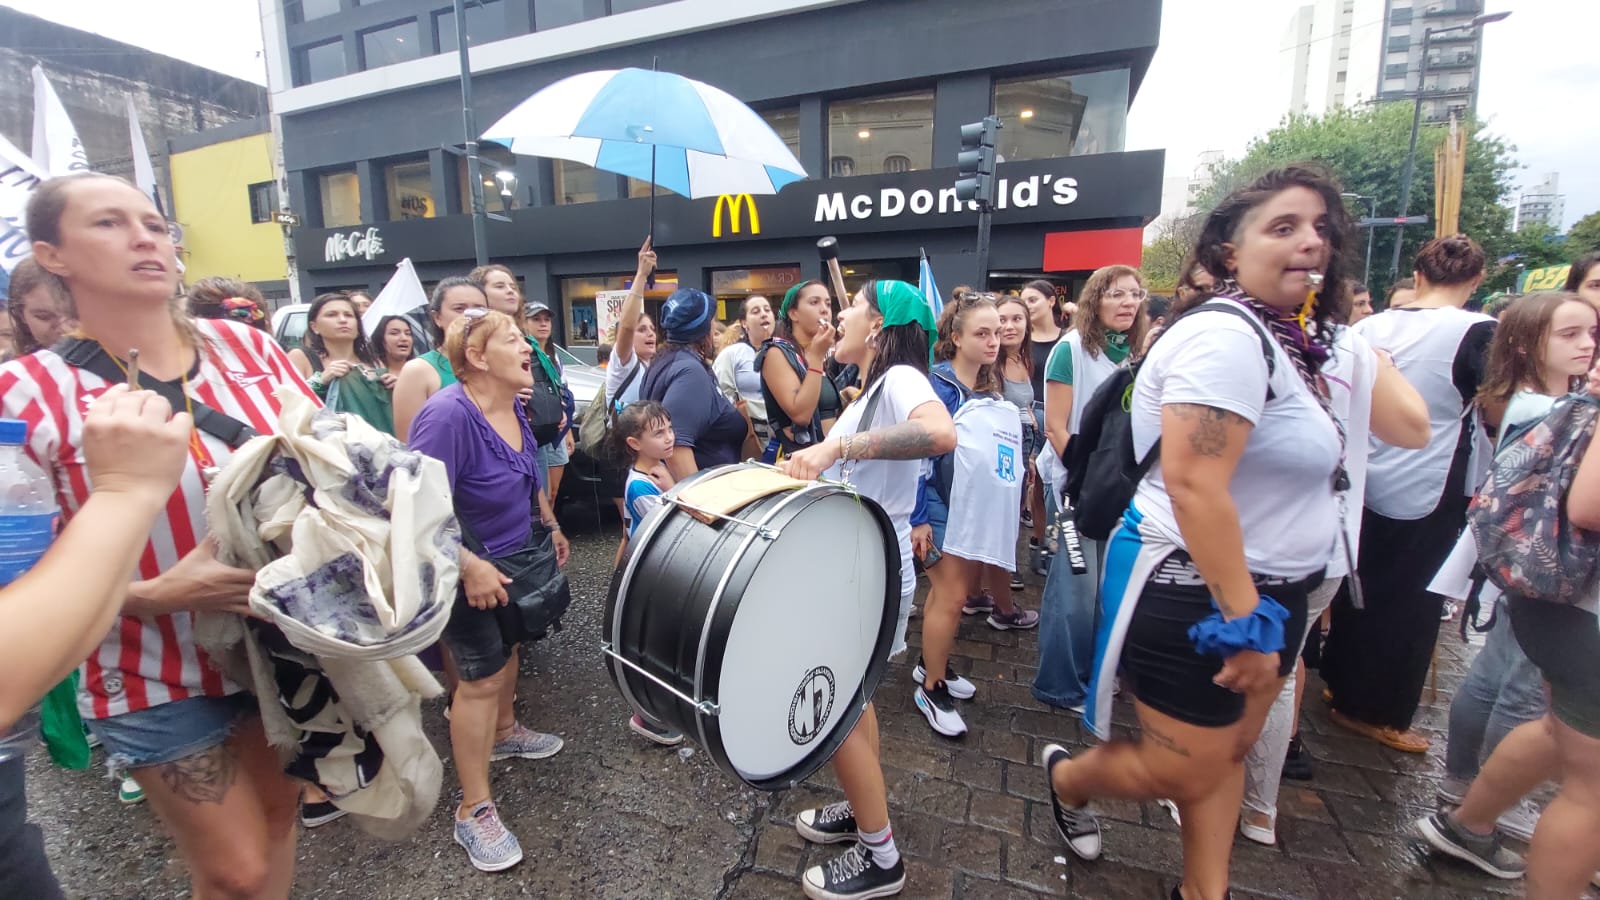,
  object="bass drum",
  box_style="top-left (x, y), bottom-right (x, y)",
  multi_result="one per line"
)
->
top-left (604, 463), bottom-right (900, 790)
